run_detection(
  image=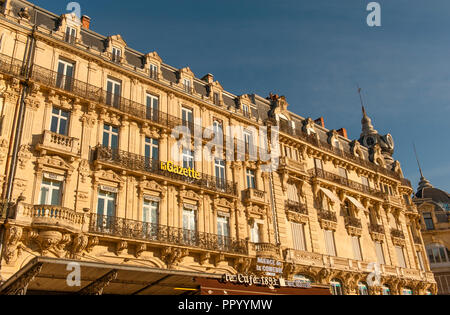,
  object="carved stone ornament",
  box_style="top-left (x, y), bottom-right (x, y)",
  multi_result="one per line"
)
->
top-left (4, 226), bottom-right (23, 264)
top-left (160, 247), bottom-right (189, 268)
